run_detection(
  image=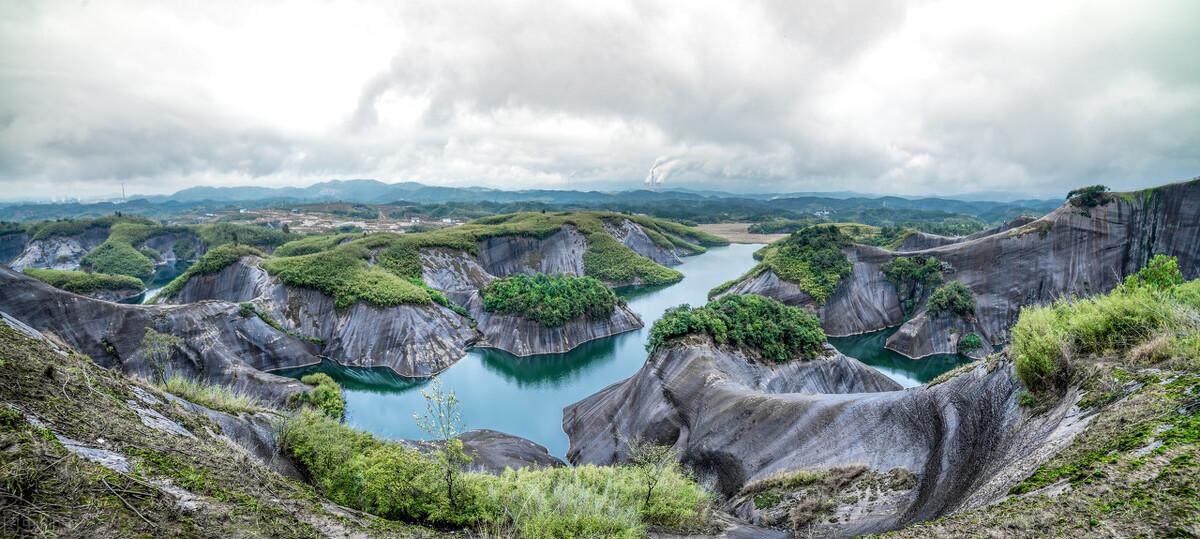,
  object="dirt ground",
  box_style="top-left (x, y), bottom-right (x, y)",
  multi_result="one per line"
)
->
top-left (696, 223), bottom-right (786, 244)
